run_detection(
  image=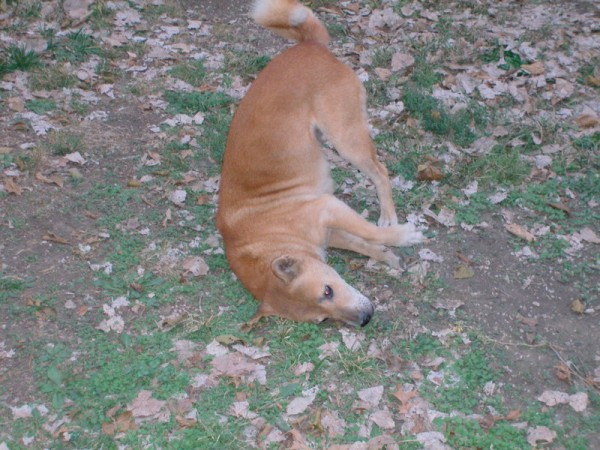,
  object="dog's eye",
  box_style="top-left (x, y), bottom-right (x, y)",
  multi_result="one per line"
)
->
top-left (323, 285), bottom-right (334, 300)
